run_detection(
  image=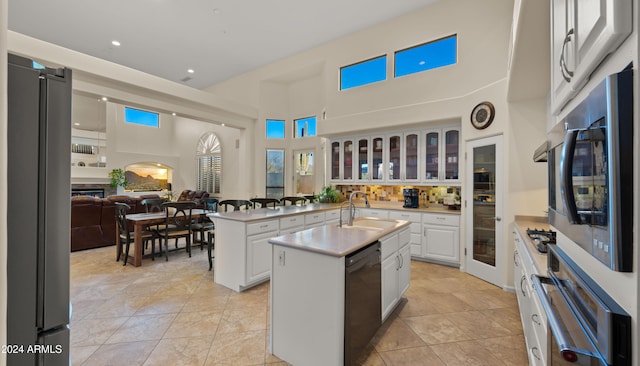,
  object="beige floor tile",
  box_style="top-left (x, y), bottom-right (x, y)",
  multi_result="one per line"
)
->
top-left (83, 340), bottom-right (158, 366)
top-left (163, 310), bottom-right (223, 338)
top-left (70, 345), bottom-right (99, 366)
top-left (133, 295), bottom-right (189, 316)
top-left (452, 288), bottom-right (516, 310)
top-left (443, 311), bottom-right (514, 339)
top-left (404, 314), bottom-right (475, 345)
top-left (105, 313), bottom-right (177, 344)
top-left (480, 308), bottom-right (524, 334)
top-left (143, 336), bottom-right (213, 366)
top-left (89, 295), bottom-right (150, 319)
top-left (430, 340), bottom-right (506, 366)
top-left (371, 317), bottom-right (425, 352)
top-left (70, 317), bottom-right (129, 347)
top-left (216, 303), bottom-right (268, 334)
top-left (205, 330), bottom-right (266, 365)
top-left (378, 345), bottom-right (446, 366)
top-left (70, 299), bottom-right (105, 321)
top-left (181, 292), bottom-right (230, 313)
top-left (422, 292), bottom-right (477, 314)
top-left (477, 335), bottom-right (529, 366)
